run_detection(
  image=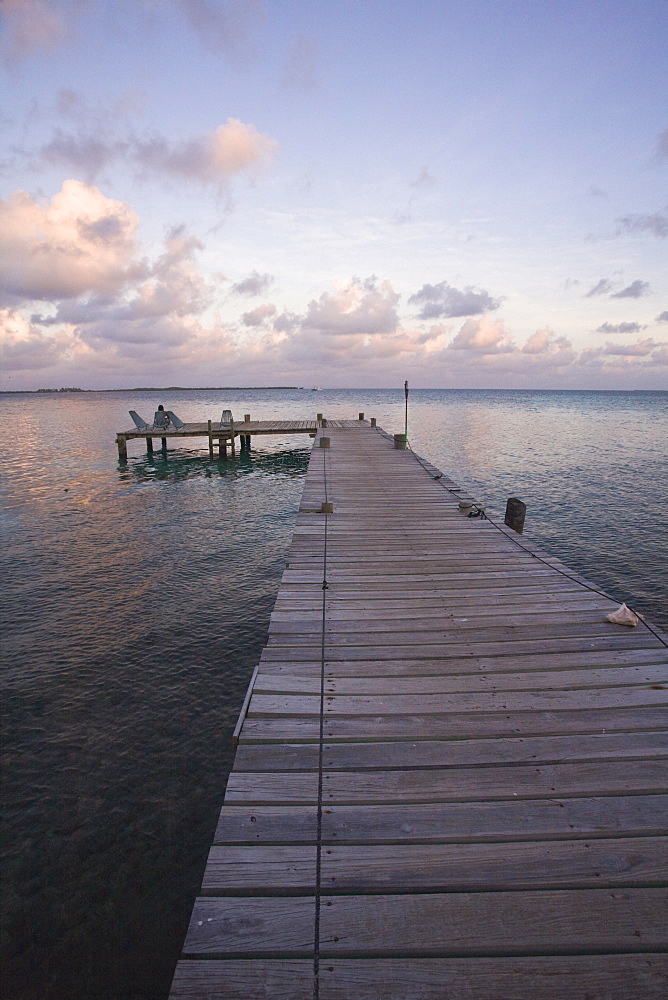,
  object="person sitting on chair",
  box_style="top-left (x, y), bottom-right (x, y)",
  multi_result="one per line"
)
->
top-left (153, 404), bottom-right (171, 429)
